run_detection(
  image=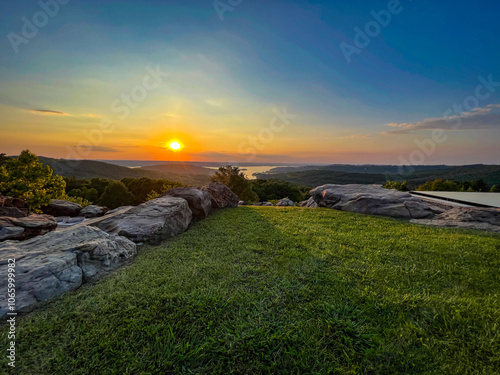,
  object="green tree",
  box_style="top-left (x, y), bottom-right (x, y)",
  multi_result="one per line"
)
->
top-left (383, 180), bottom-right (408, 191)
top-left (250, 179), bottom-right (309, 202)
top-left (68, 187), bottom-right (99, 203)
top-left (211, 165), bottom-right (258, 202)
top-left (89, 178), bottom-right (112, 197)
top-left (416, 179), bottom-right (460, 192)
top-left (99, 181), bottom-right (134, 209)
top-left (0, 153), bottom-right (8, 166)
top-left (470, 179), bottom-right (489, 192)
top-left (122, 177), bottom-right (184, 205)
top-left (0, 150), bottom-right (66, 212)
top-left (491, 185), bottom-right (500, 192)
